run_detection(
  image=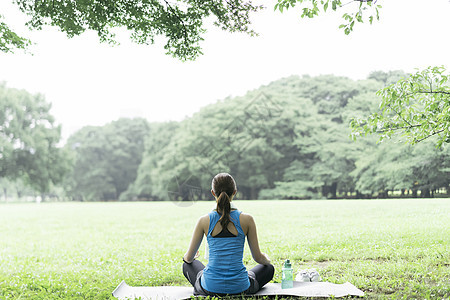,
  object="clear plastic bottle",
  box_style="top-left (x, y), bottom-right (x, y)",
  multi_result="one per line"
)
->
top-left (281, 259), bottom-right (293, 289)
